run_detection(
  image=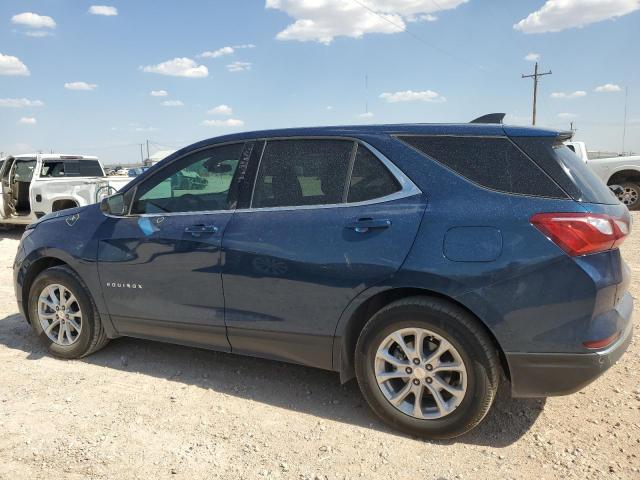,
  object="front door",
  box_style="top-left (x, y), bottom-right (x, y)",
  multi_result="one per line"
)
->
top-left (97, 142), bottom-right (249, 350)
top-left (221, 139), bottom-right (426, 368)
top-left (0, 157), bottom-right (15, 218)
